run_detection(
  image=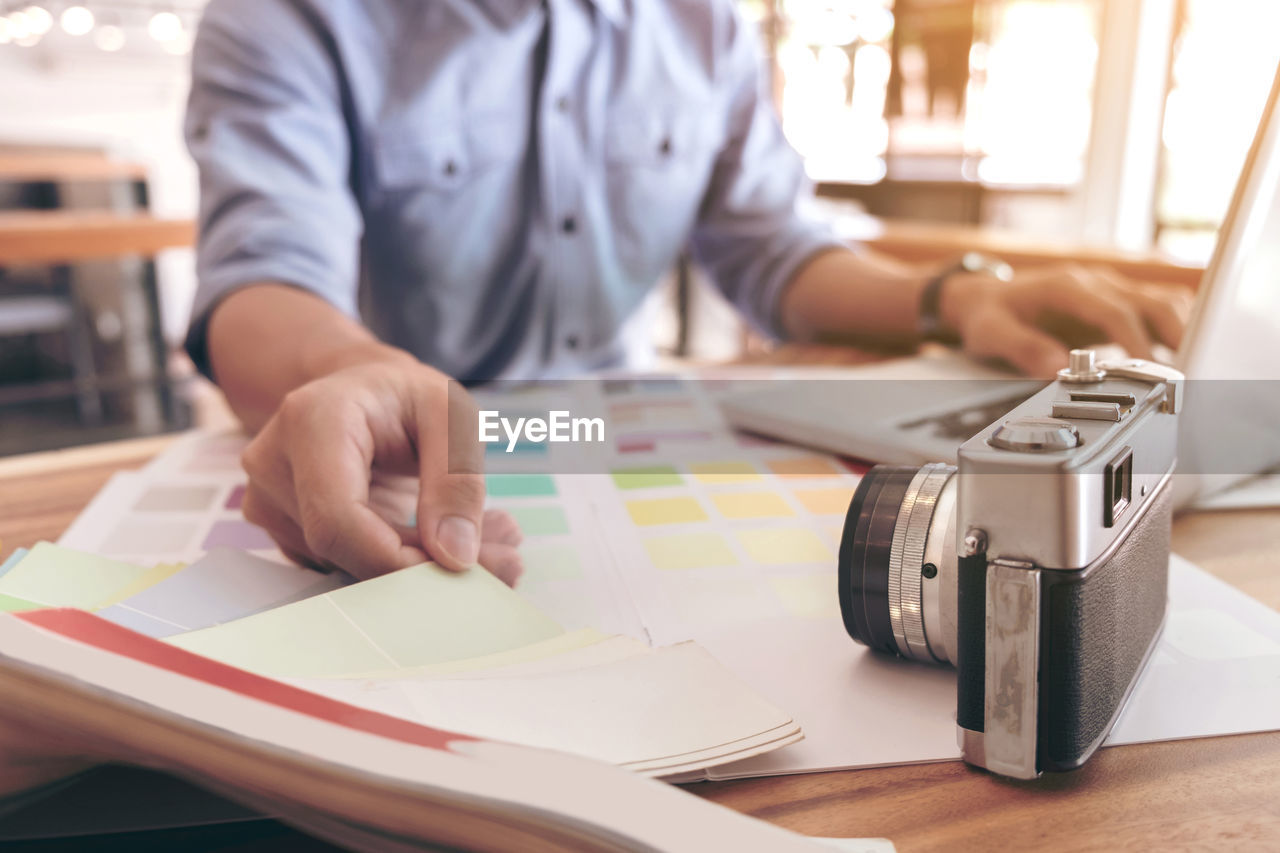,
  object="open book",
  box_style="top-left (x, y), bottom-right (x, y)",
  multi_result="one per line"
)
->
top-left (0, 543), bottom-right (802, 779)
top-left (0, 606), bottom-right (828, 851)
